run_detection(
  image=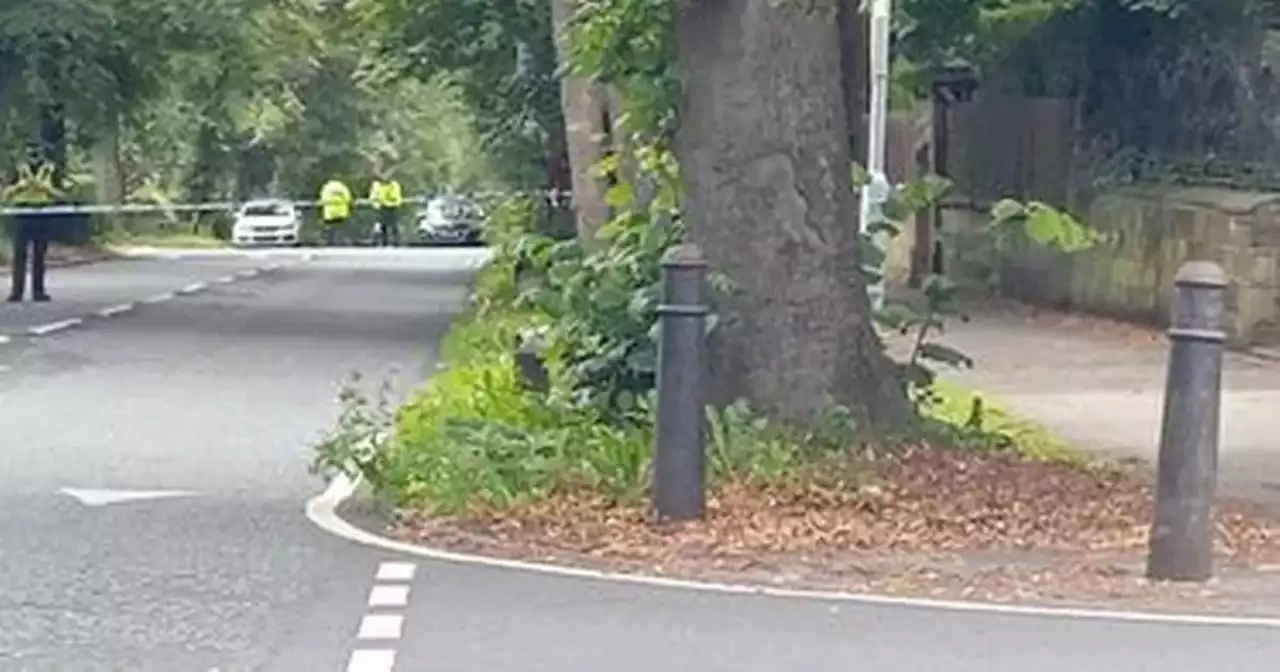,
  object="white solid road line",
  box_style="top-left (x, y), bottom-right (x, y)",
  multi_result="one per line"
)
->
top-left (306, 472), bottom-right (1280, 629)
top-left (28, 317), bottom-right (83, 336)
top-left (346, 649), bottom-right (396, 672)
top-left (357, 614), bottom-right (404, 640)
